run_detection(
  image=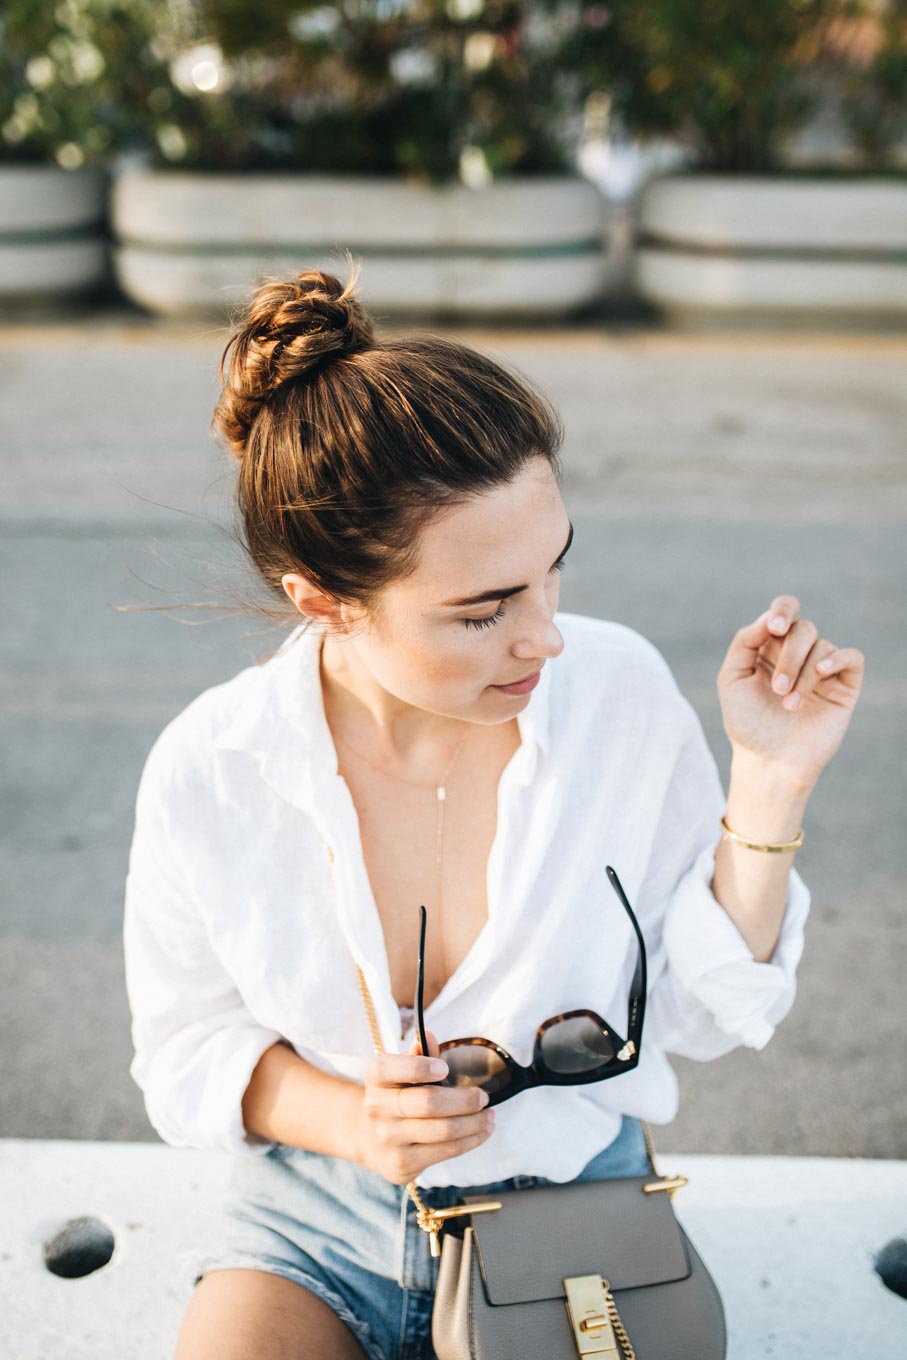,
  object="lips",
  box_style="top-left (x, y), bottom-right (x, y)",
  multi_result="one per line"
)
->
top-left (491, 667), bottom-right (543, 693)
